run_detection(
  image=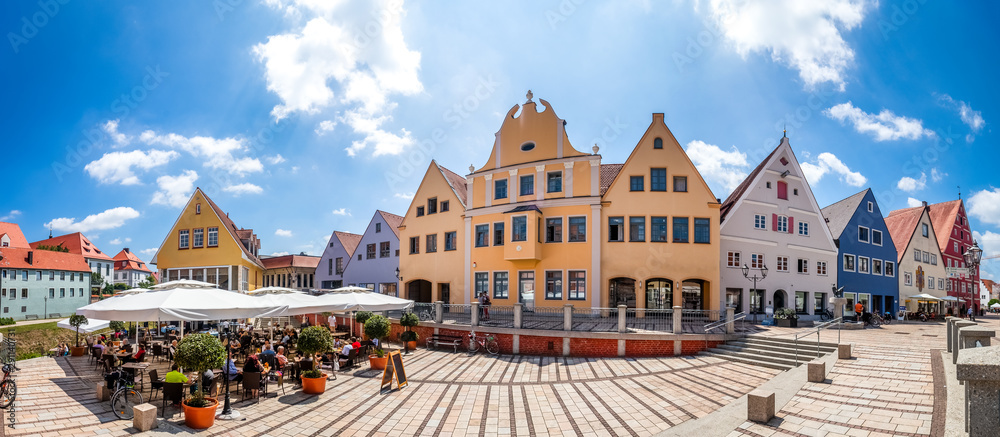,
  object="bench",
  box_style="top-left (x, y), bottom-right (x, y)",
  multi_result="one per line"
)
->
top-left (427, 335), bottom-right (463, 353)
